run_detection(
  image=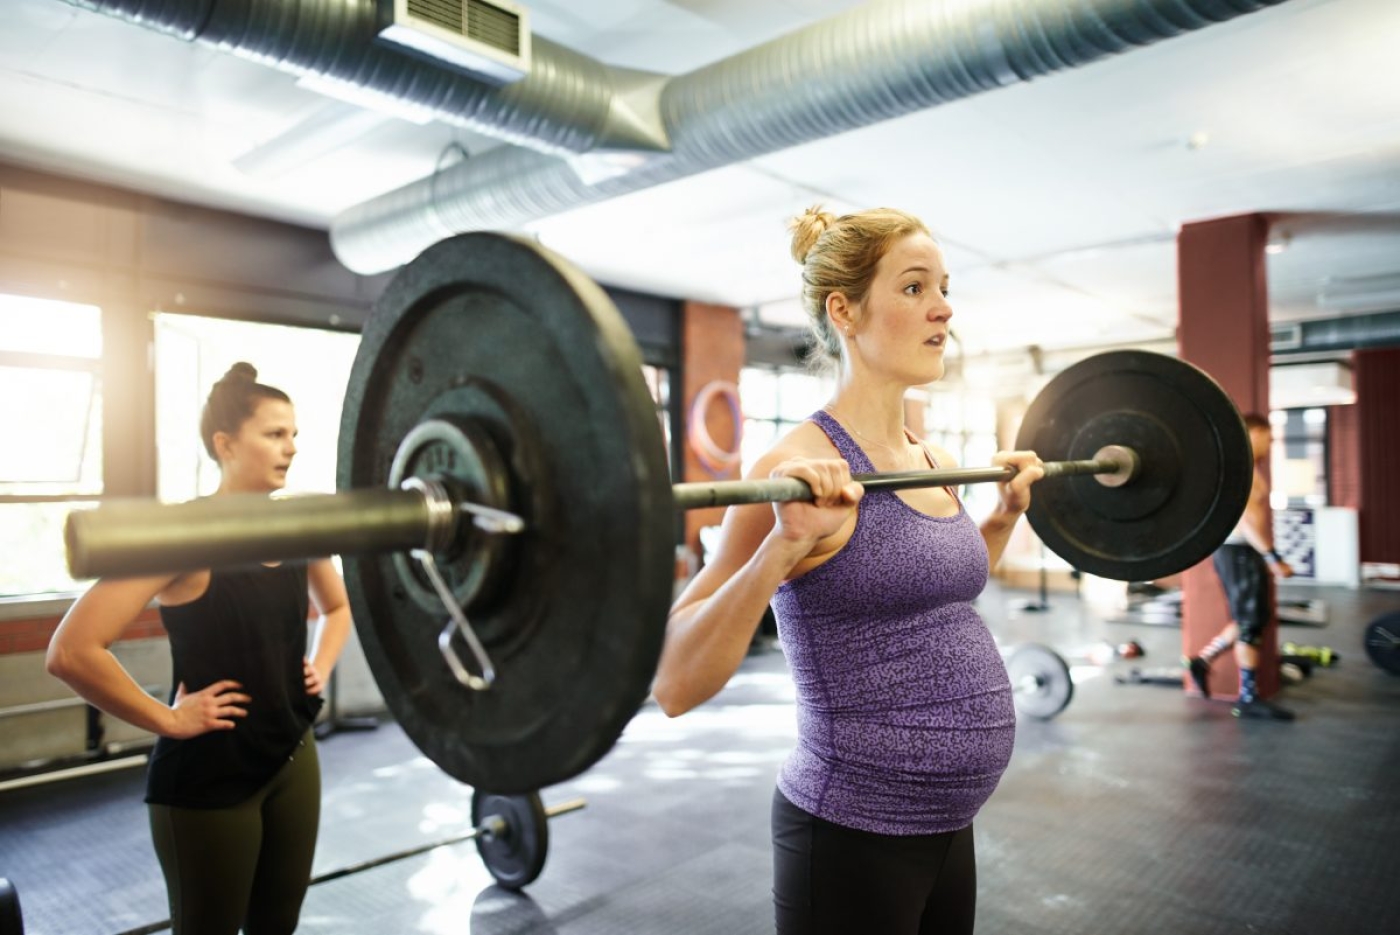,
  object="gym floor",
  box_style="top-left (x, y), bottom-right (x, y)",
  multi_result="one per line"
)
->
top-left (2, 580), bottom-right (1398, 935)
